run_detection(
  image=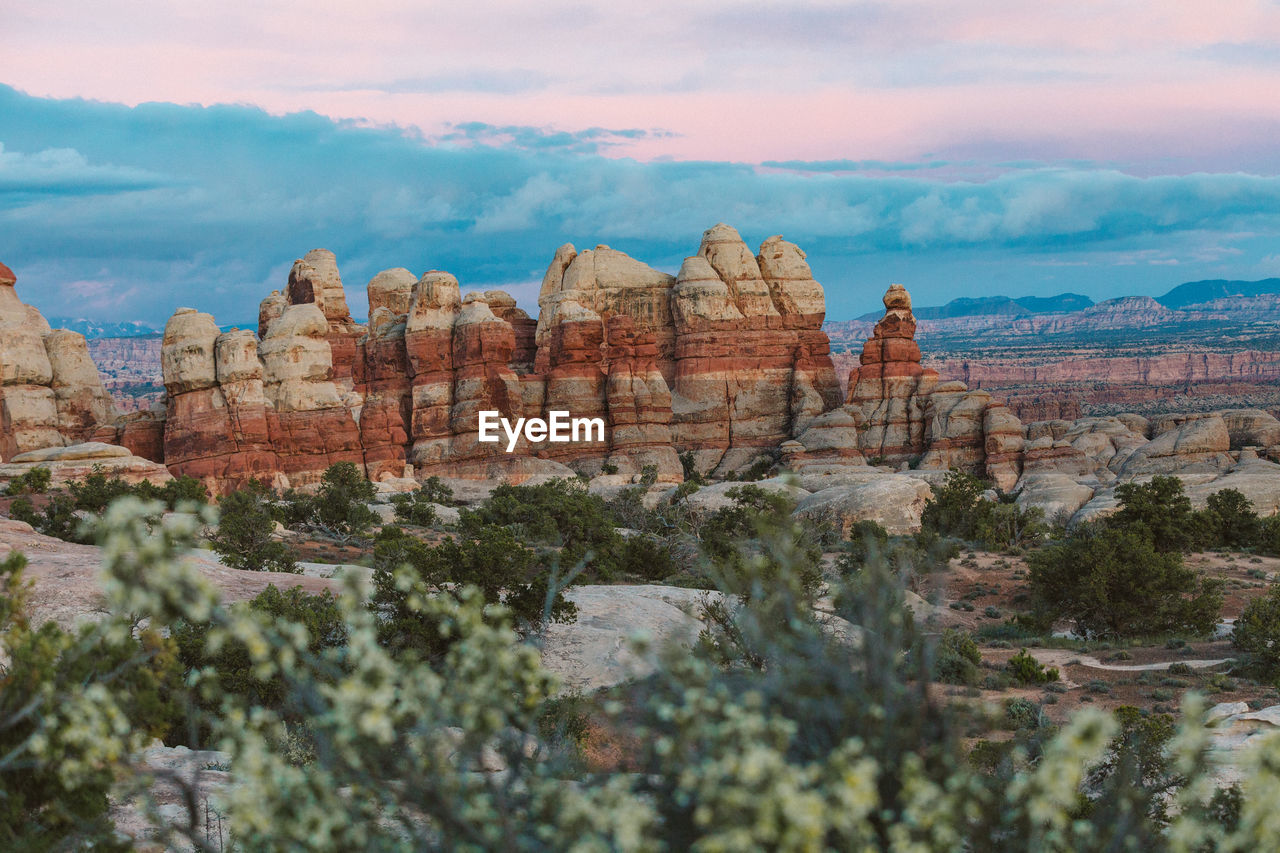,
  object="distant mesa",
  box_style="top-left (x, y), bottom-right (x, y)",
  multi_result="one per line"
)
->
top-left (1157, 277), bottom-right (1280, 310)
